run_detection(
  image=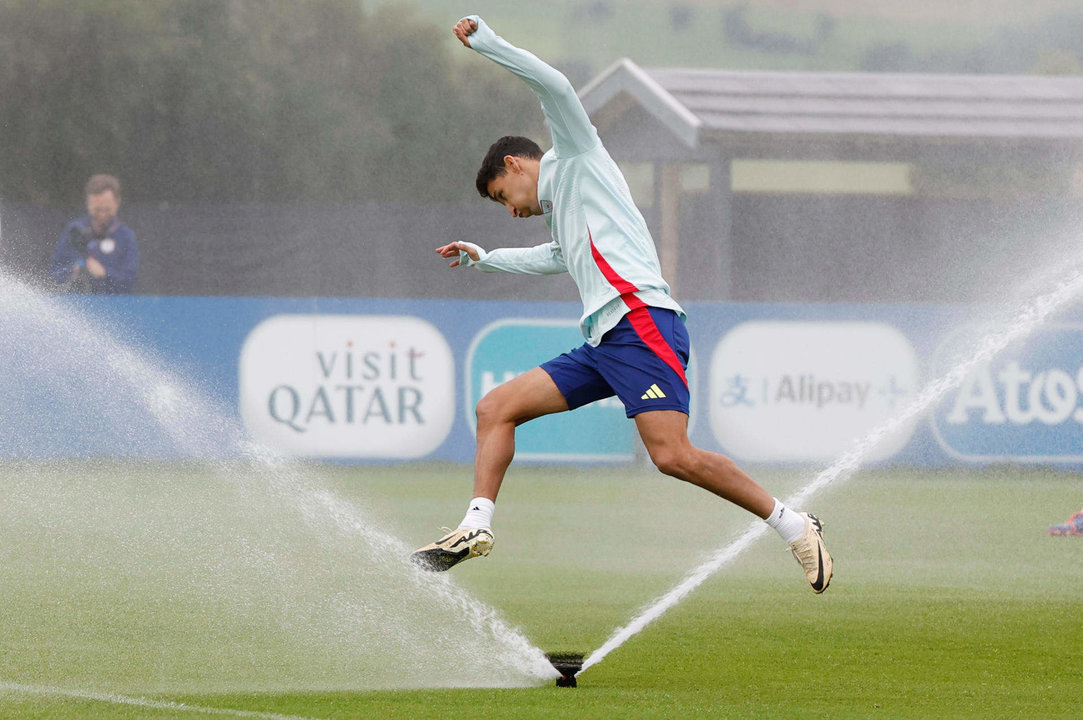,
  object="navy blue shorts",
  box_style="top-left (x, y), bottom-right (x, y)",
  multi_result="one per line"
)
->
top-left (541, 307), bottom-right (690, 418)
